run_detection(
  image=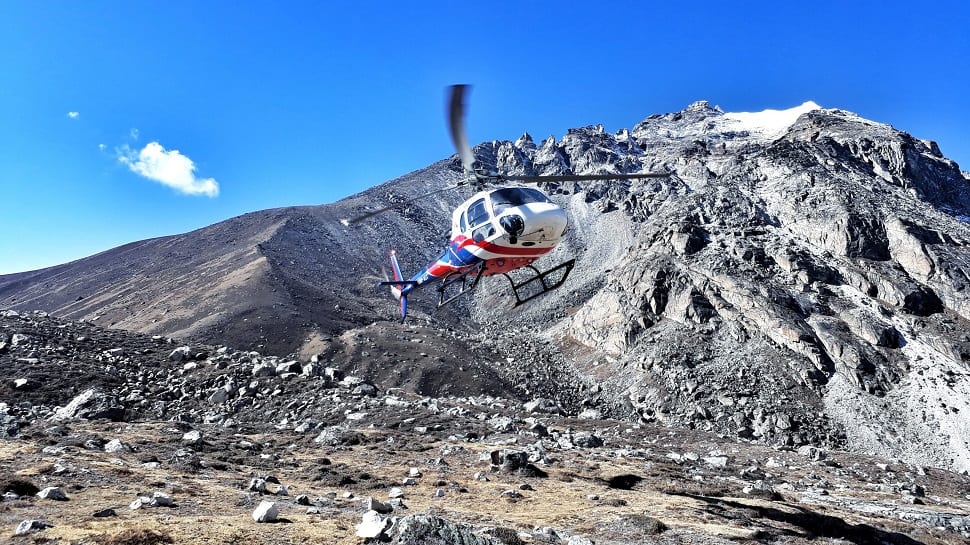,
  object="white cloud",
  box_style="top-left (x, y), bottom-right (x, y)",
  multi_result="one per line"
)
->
top-left (130, 128), bottom-right (140, 140)
top-left (67, 111), bottom-right (79, 119)
top-left (98, 143), bottom-right (106, 151)
top-left (118, 142), bottom-right (219, 197)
